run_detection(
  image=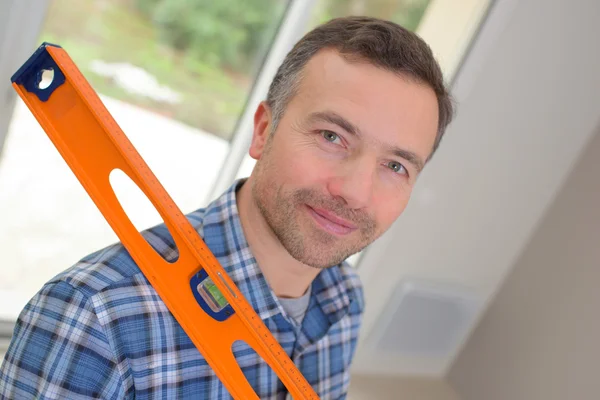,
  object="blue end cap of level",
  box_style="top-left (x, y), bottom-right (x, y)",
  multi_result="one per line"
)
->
top-left (11, 42), bottom-right (65, 102)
